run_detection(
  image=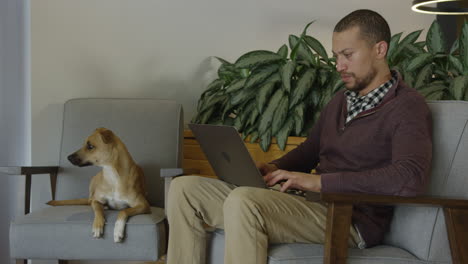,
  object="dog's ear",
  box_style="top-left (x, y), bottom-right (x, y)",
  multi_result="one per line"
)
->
top-left (99, 129), bottom-right (114, 144)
